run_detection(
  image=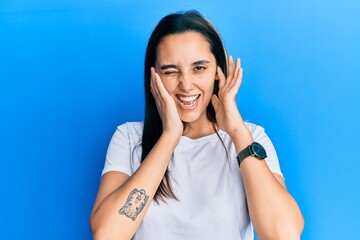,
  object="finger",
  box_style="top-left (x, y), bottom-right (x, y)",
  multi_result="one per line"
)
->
top-left (150, 67), bottom-right (158, 98)
top-left (150, 67), bottom-right (162, 102)
top-left (226, 56), bottom-right (235, 88)
top-left (211, 94), bottom-right (220, 112)
top-left (231, 70), bottom-right (243, 94)
top-left (150, 67), bottom-right (155, 89)
top-left (234, 67), bottom-right (243, 90)
top-left (150, 67), bottom-right (155, 95)
top-left (150, 68), bottom-right (166, 119)
top-left (229, 58), bottom-right (241, 90)
top-left (234, 58), bottom-right (242, 88)
top-left (234, 58), bottom-right (240, 81)
top-left (217, 66), bottom-right (226, 89)
top-left (153, 70), bottom-right (170, 100)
